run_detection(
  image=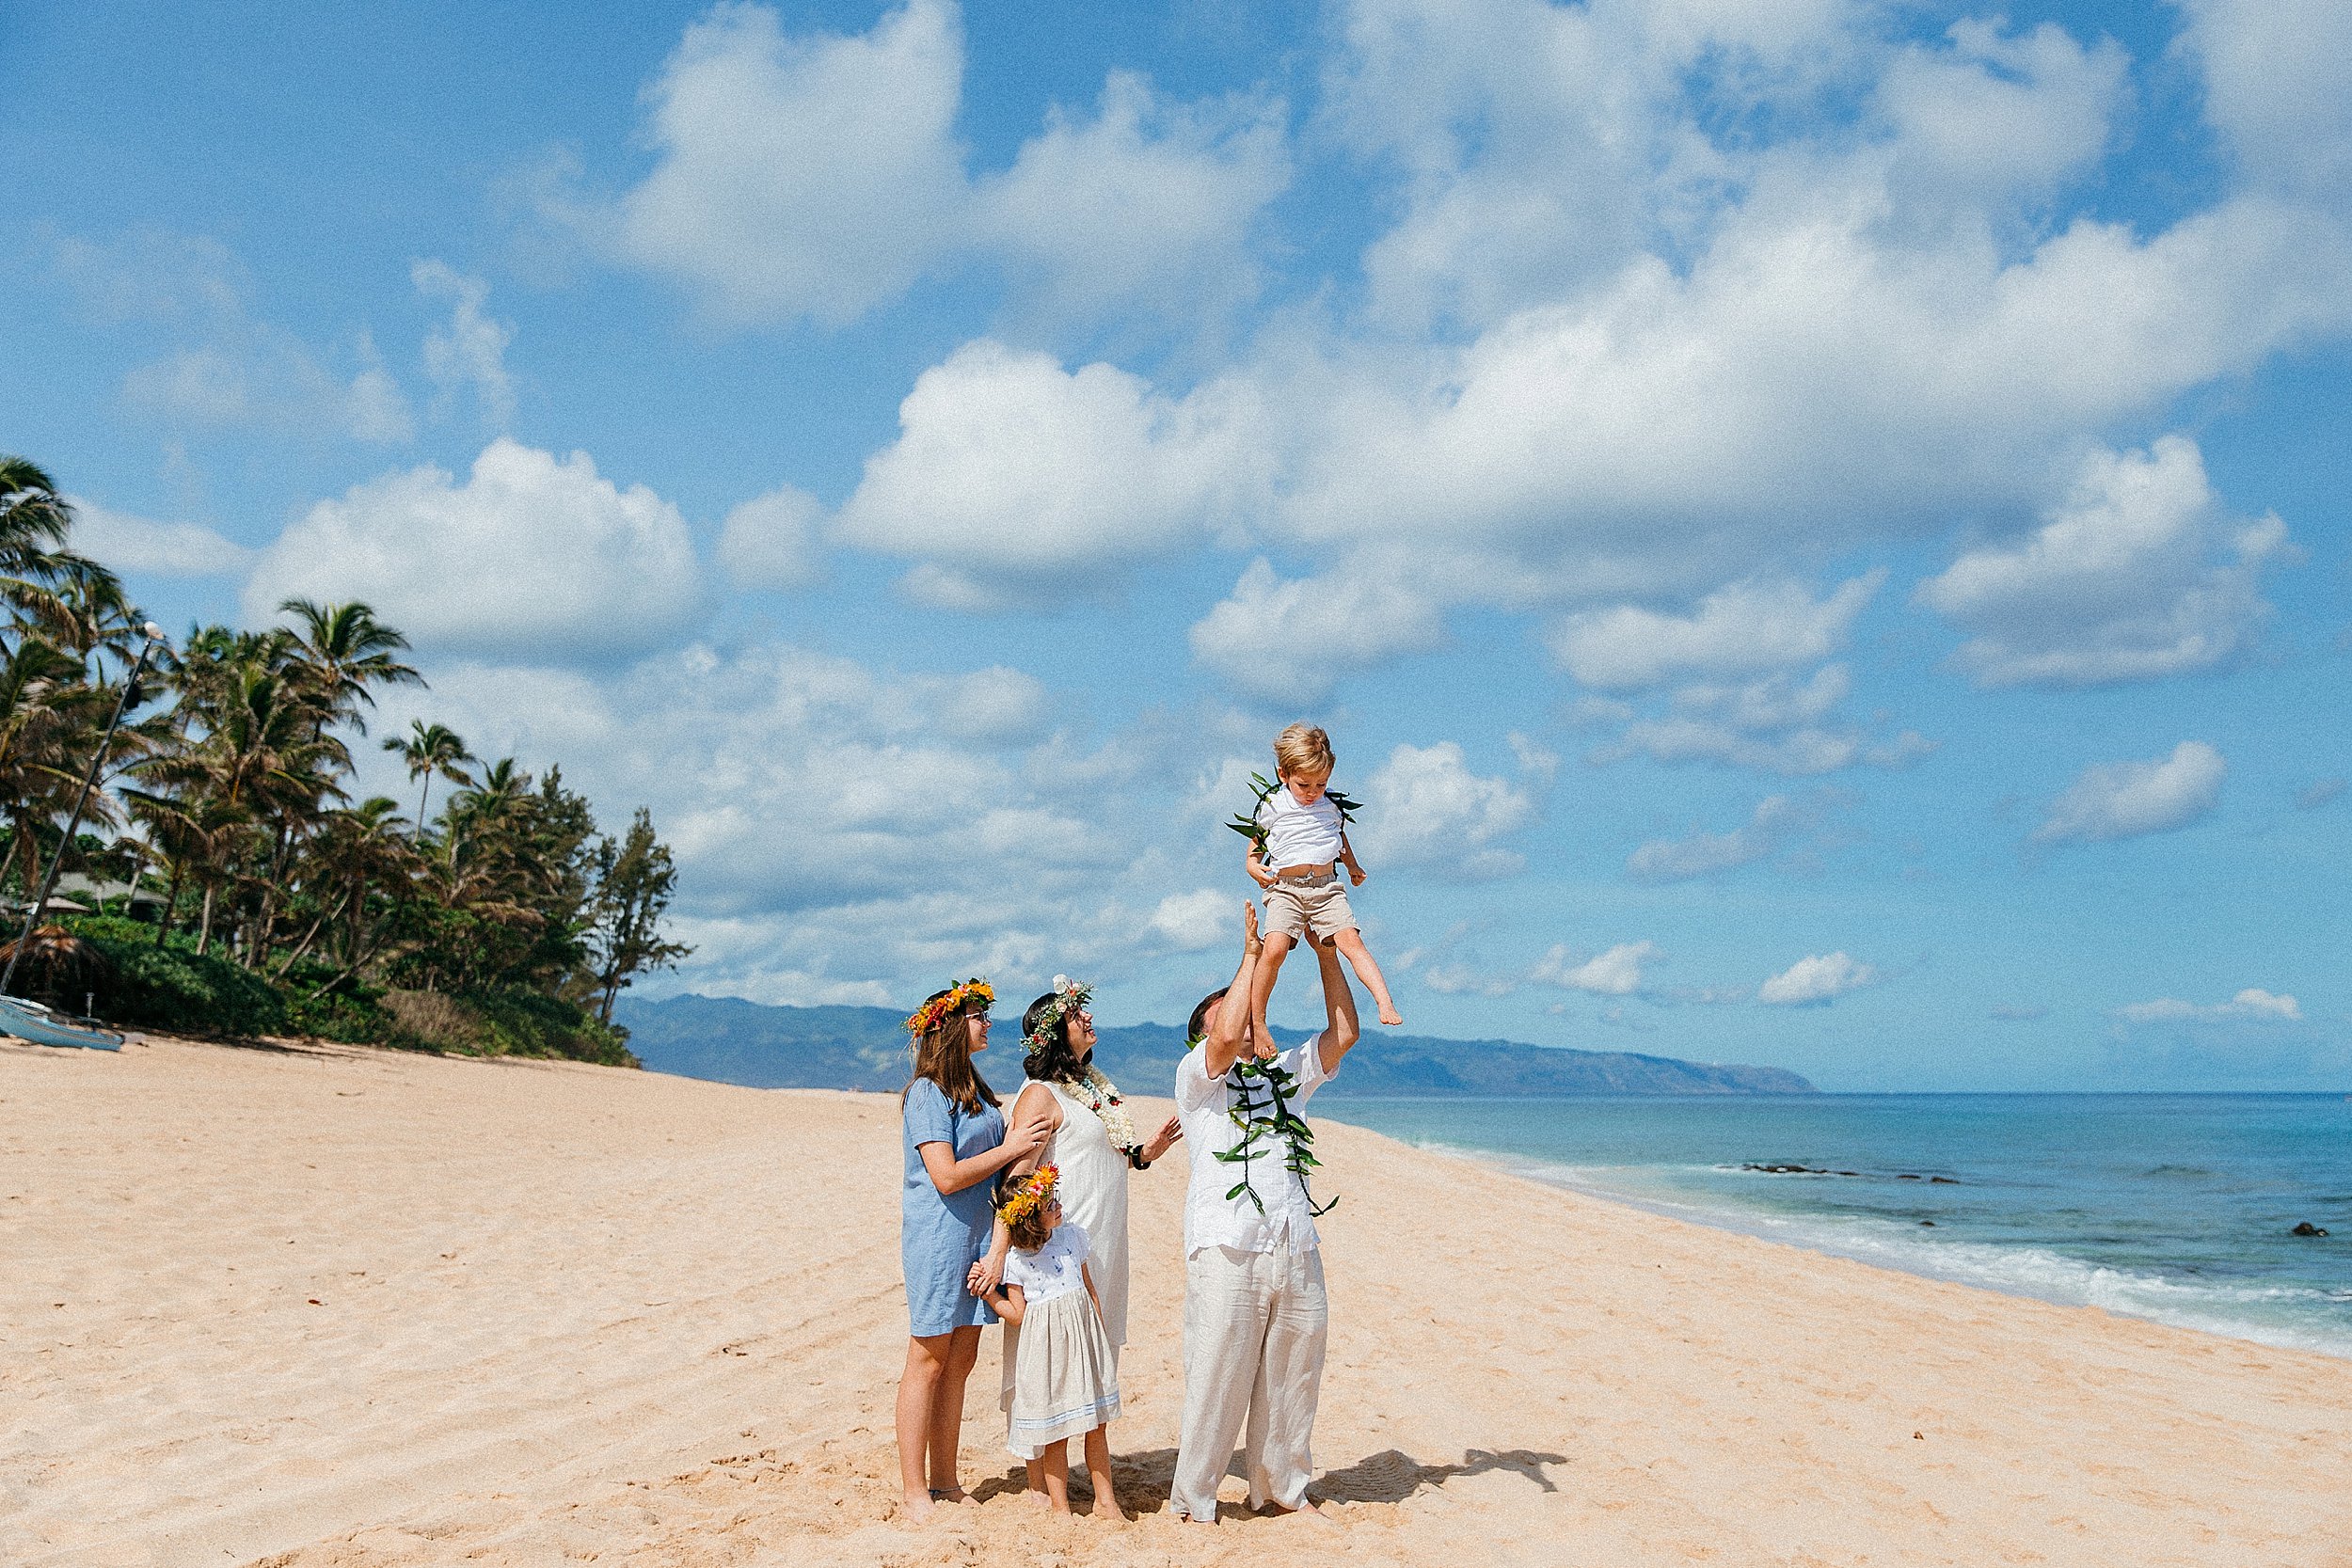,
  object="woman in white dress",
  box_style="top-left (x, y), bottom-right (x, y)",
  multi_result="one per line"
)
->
top-left (971, 976), bottom-right (1181, 1499)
